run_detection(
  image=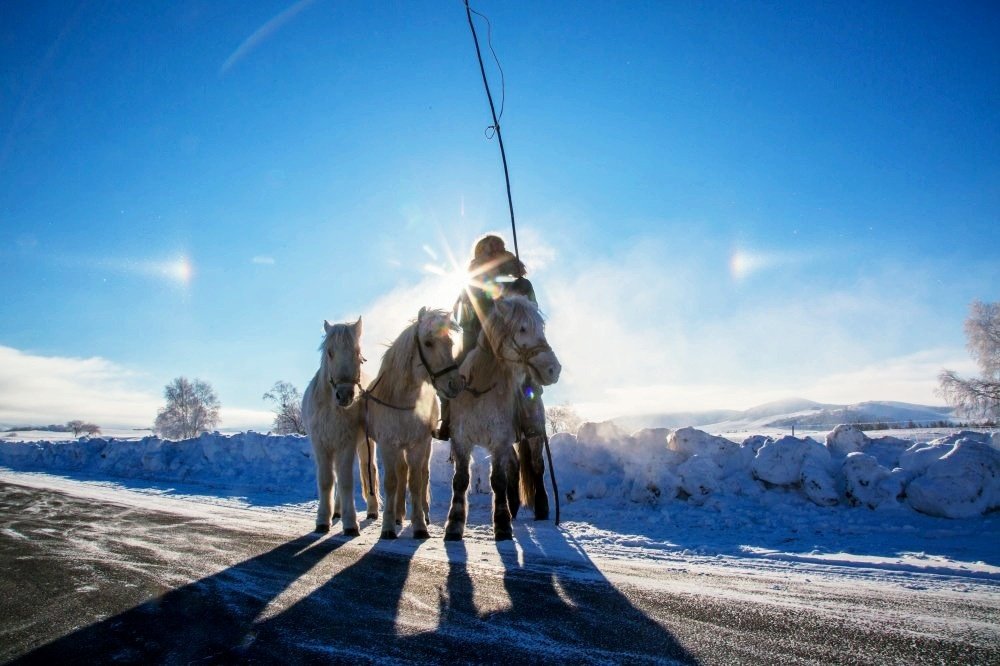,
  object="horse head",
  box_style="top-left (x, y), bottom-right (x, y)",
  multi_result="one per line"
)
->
top-left (319, 317), bottom-right (364, 407)
top-left (415, 307), bottom-right (465, 399)
top-left (486, 296), bottom-right (562, 386)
